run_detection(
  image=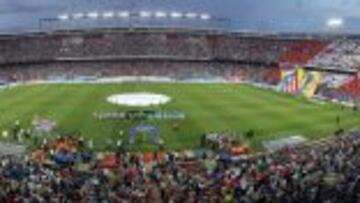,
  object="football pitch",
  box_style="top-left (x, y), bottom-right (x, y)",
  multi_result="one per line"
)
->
top-left (0, 83), bottom-right (359, 151)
